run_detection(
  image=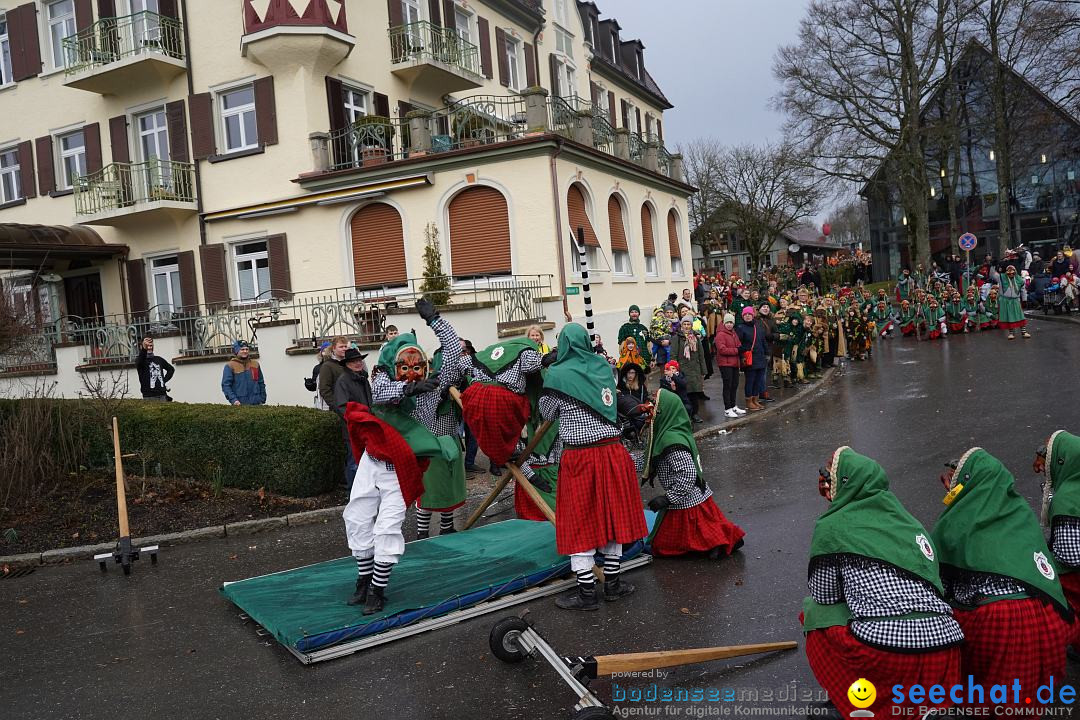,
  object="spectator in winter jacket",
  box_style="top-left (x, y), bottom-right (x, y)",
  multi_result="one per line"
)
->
top-left (712, 313), bottom-right (743, 418)
top-left (221, 341), bottom-right (266, 405)
top-left (659, 360), bottom-right (694, 419)
top-left (333, 347), bottom-right (372, 488)
top-left (318, 336), bottom-right (349, 407)
top-left (736, 306), bottom-right (770, 412)
top-left (136, 337), bottom-right (175, 401)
